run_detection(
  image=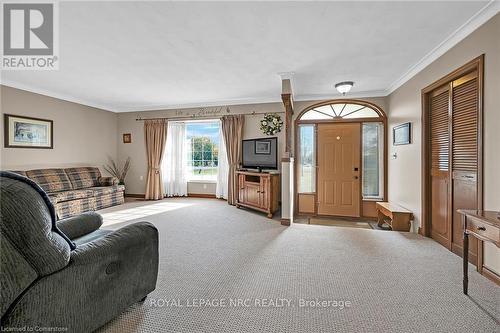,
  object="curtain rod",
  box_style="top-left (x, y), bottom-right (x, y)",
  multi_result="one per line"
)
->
top-left (135, 110), bottom-right (285, 121)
